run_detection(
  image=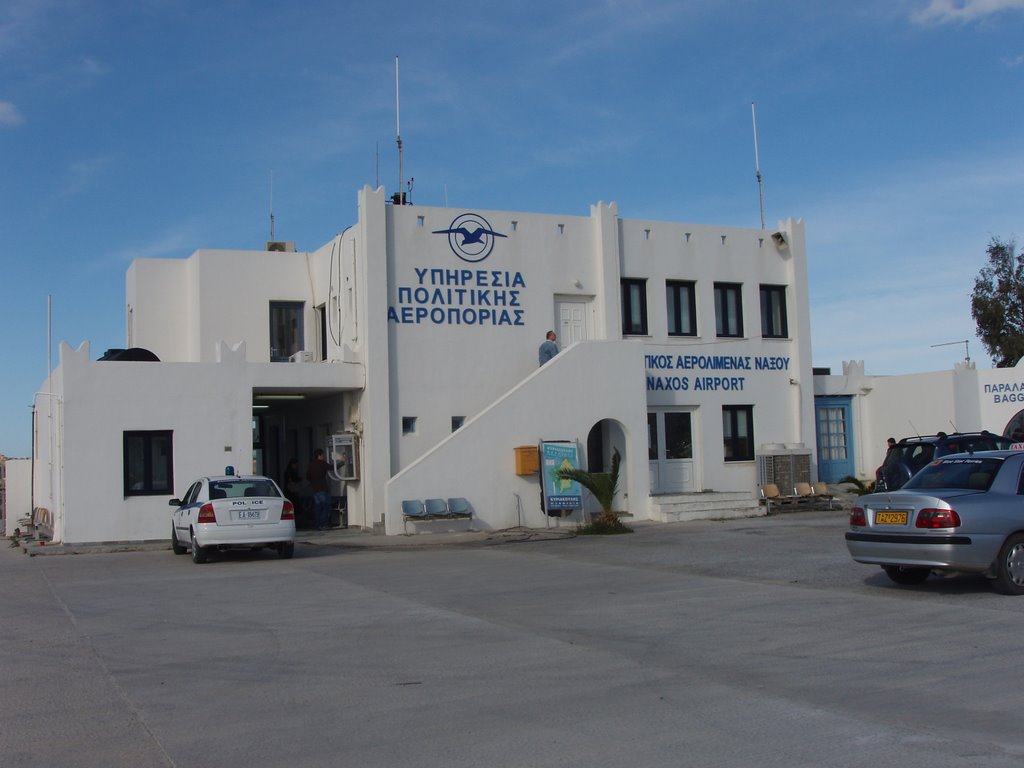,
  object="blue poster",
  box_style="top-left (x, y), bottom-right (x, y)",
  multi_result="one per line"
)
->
top-left (540, 441), bottom-right (582, 511)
